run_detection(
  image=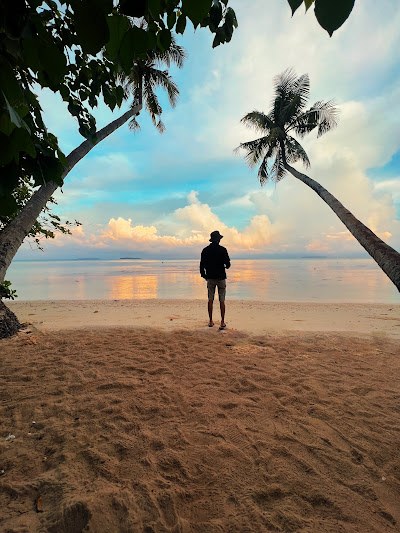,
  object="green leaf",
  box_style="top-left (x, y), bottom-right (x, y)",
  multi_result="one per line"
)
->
top-left (147, 0), bottom-right (162, 18)
top-left (225, 7), bottom-right (238, 29)
top-left (167, 11), bottom-right (176, 29)
top-left (176, 14), bottom-right (187, 34)
top-left (22, 39), bottom-right (42, 73)
top-left (59, 84), bottom-right (70, 101)
top-left (10, 127), bottom-right (37, 160)
top-left (304, 0), bottom-right (314, 11)
top-left (103, 86), bottom-right (116, 110)
top-left (38, 41), bottom-right (67, 86)
top-left (157, 28), bottom-right (172, 52)
top-left (314, 0), bottom-right (355, 36)
top-left (0, 111), bottom-right (15, 136)
top-left (105, 14), bottom-right (130, 59)
top-left (0, 195), bottom-right (18, 217)
top-left (2, 93), bottom-right (30, 133)
top-left (209, 3), bottom-right (222, 32)
top-left (0, 160), bottom-right (20, 193)
top-left (0, 280), bottom-right (18, 300)
top-left (36, 155), bottom-right (64, 186)
top-left (0, 133), bottom-right (15, 165)
top-left (119, 0), bottom-right (146, 17)
top-left (0, 127), bottom-right (34, 166)
top-left (115, 85), bottom-right (124, 107)
top-left (119, 26), bottom-right (152, 73)
top-left (73, 0), bottom-right (110, 55)
top-left (212, 27), bottom-right (224, 48)
top-left (0, 58), bottom-right (25, 109)
top-left (57, 148), bottom-right (68, 167)
top-left (182, 0), bottom-right (210, 27)
top-left (68, 99), bottom-right (81, 117)
top-left (96, 0), bottom-right (113, 12)
top-left (287, 0), bottom-right (303, 15)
